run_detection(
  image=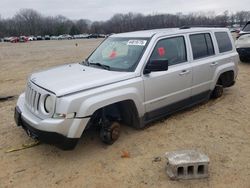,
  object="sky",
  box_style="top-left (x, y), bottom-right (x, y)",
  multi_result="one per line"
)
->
top-left (1, 0), bottom-right (249, 21)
